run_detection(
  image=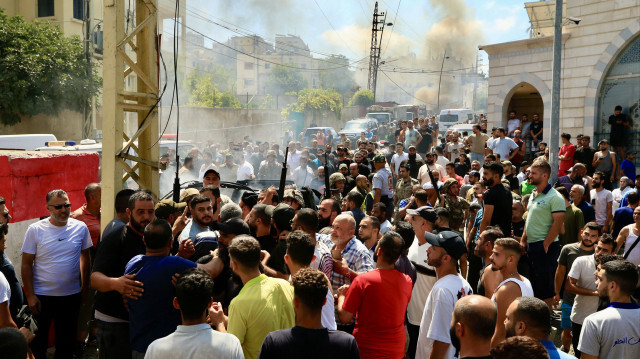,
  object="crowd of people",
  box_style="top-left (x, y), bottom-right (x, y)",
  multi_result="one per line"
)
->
top-left (0, 111), bottom-right (639, 359)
